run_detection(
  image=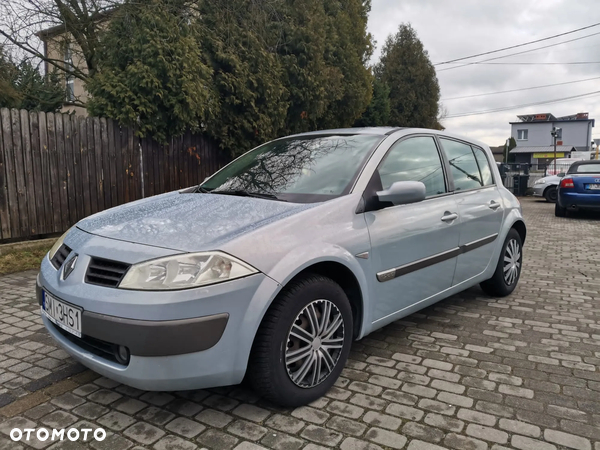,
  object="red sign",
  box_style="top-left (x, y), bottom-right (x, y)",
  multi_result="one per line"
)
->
top-left (557, 140), bottom-right (563, 145)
